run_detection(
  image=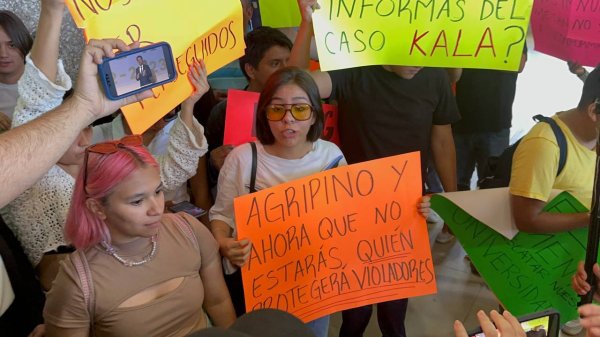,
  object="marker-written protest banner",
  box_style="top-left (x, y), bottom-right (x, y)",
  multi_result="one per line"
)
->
top-left (531, 0), bottom-right (600, 66)
top-left (311, 0), bottom-right (533, 72)
top-left (567, 0), bottom-right (600, 43)
top-left (223, 89), bottom-right (341, 146)
top-left (431, 192), bottom-right (589, 325)
top-left (66, 0), bottom-right (245, 134)
top-left (234, 152), bottom-right (435, 321)
top-left (258, 0), bottom-right (302, 28)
